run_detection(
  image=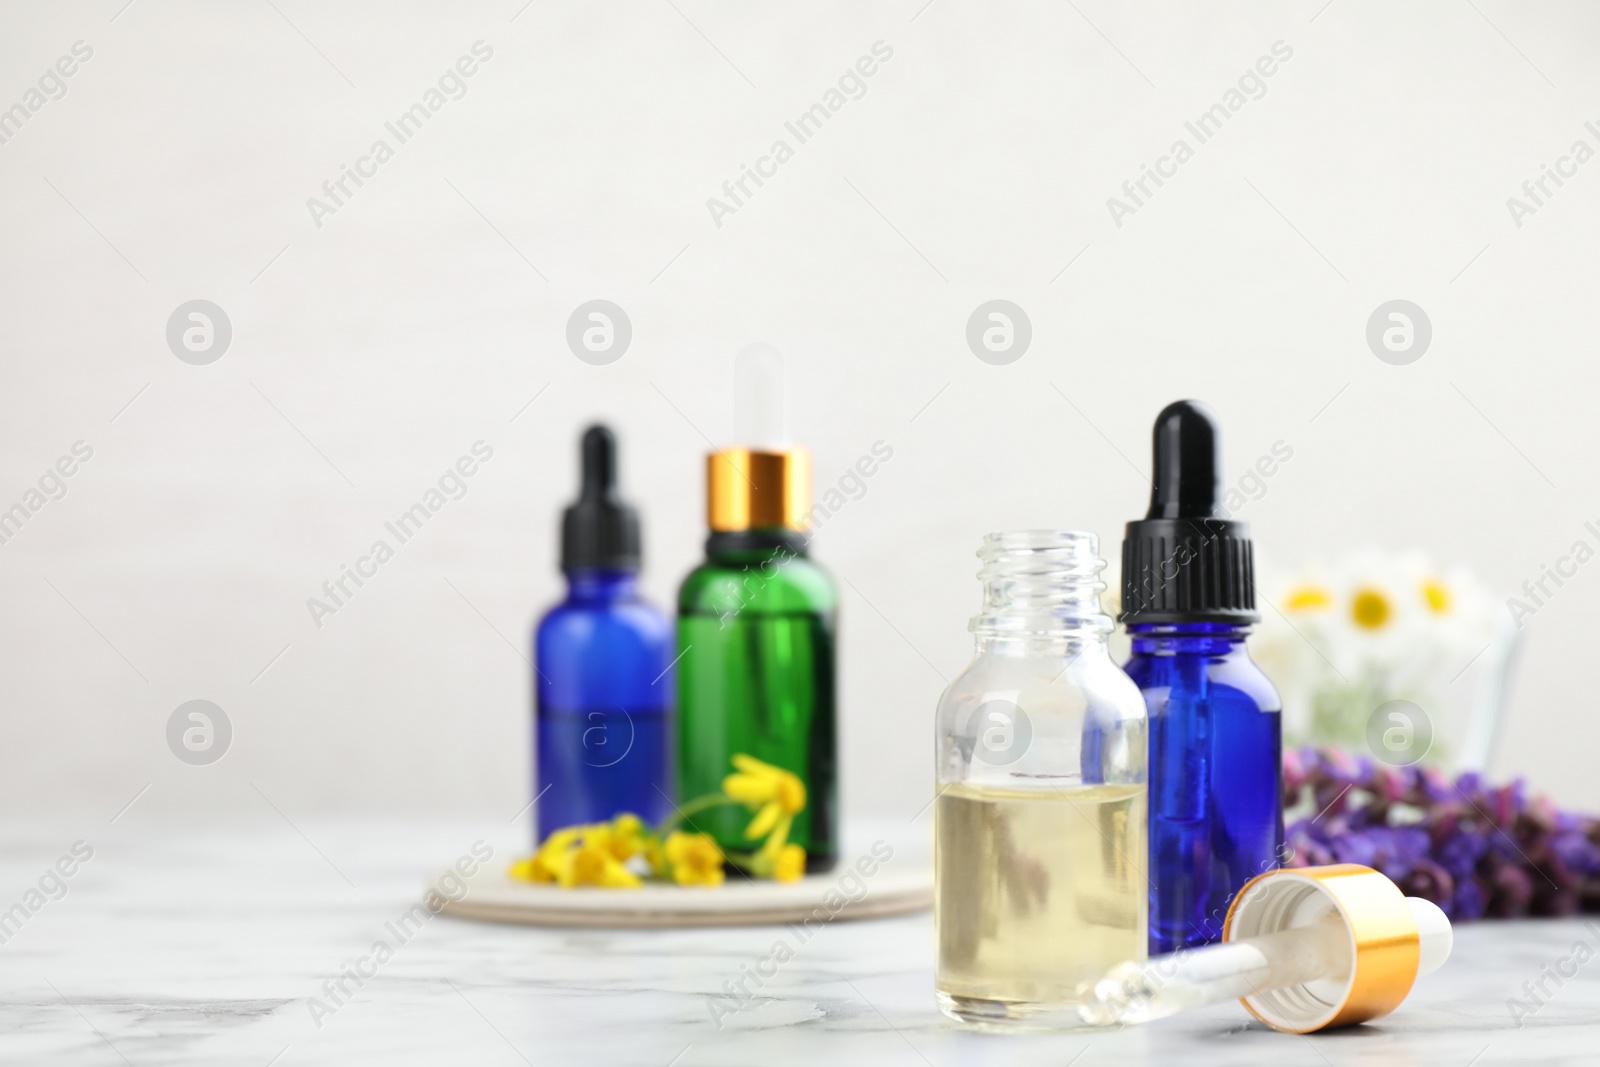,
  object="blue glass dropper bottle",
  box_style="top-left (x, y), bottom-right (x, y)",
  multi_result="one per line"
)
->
top-left (533, 425), bottom-right (674, 843)
top-left (1120, 400), bottom-right (1283, 954)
